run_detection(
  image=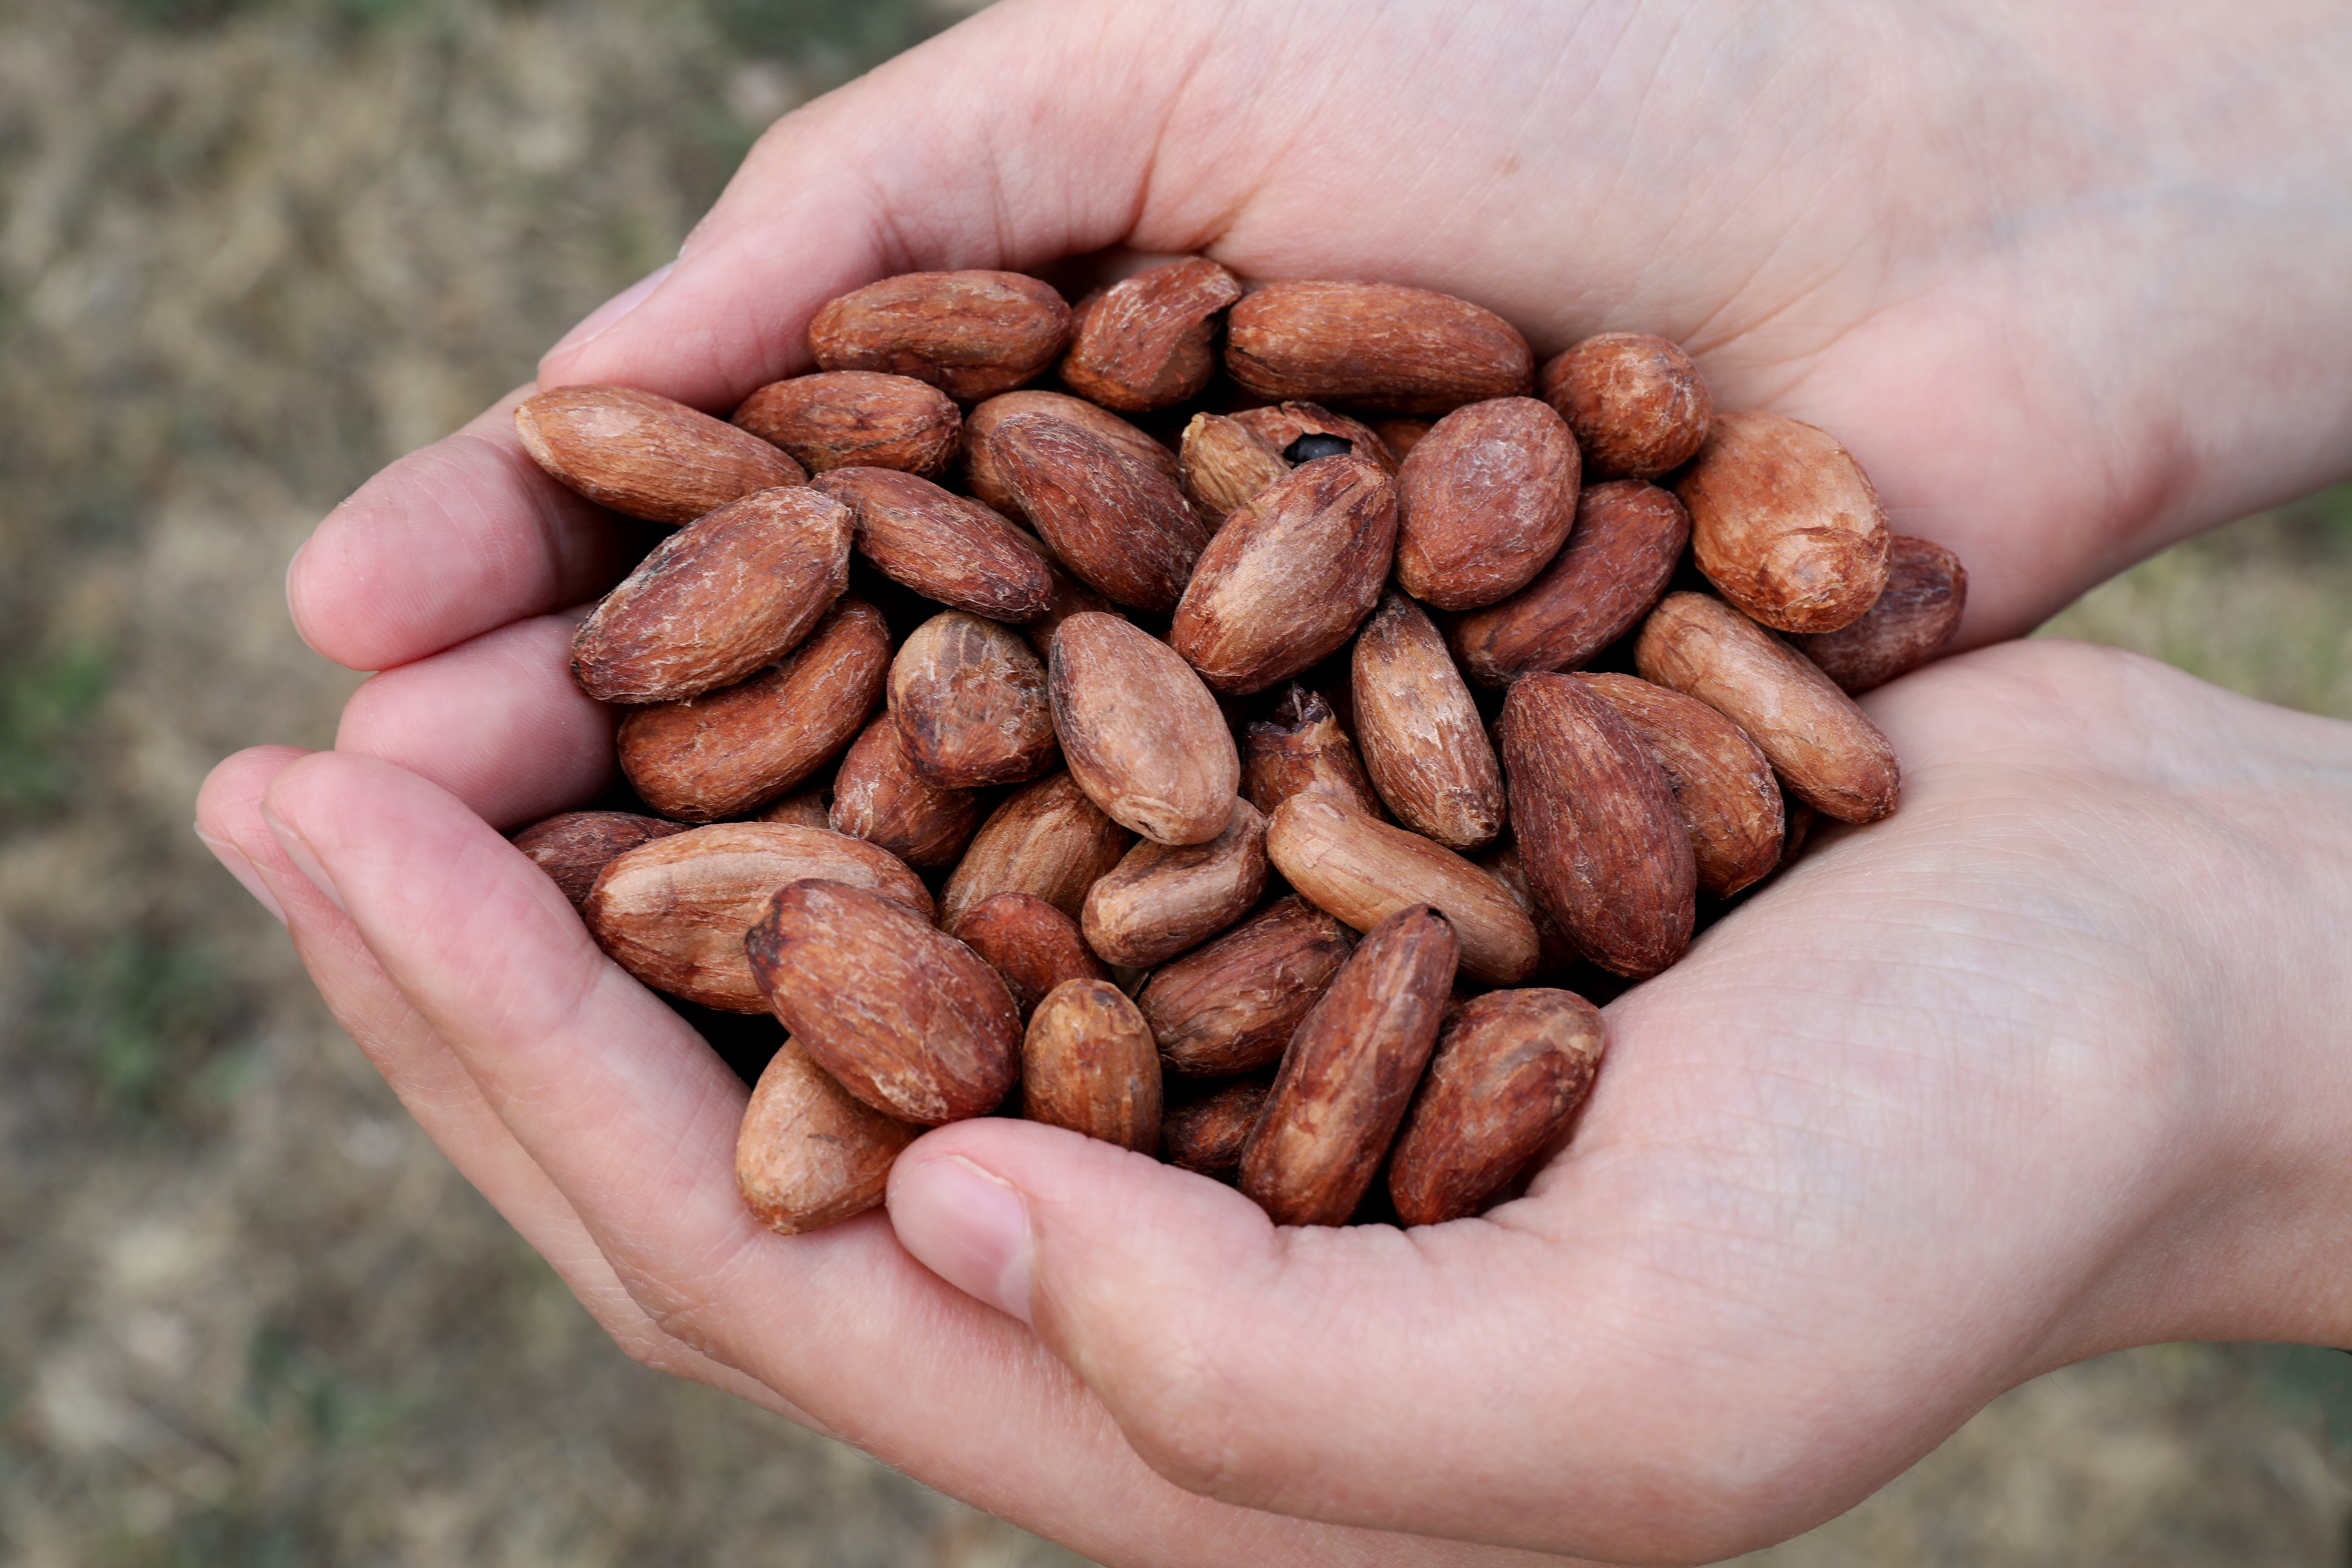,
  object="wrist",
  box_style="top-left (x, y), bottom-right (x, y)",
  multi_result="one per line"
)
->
top-left (1763, 2), bottom-right (2352, 644)
top-left (2042, 685), bottom-right (2352, 1360)
top-left (1965, 3), bottom-right (2352, 594)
